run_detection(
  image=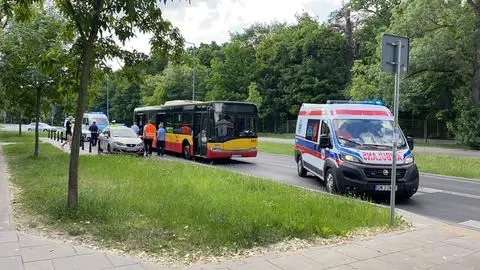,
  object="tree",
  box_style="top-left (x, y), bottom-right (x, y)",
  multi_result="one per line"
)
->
top-left (0, 8), bottom-right (69, 155)
top-left (467, 0), bottom-right (480, 103)
top-left (231, 22), bottom-right (286, 47)
top-left (142, 63), bottom-right (209, 105)
top-left (245, 82), bottom-right (262, 110)
top-left (256, 14), bottom-right (347, 128)
top-left (54, 0), bottom-right (184, 208)
top-left (329, 0), bottom-right (357, 84)
top-left (0, 0), bottom-right (40, 29)
top-left (206, 41), bottom-right (256, 101)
